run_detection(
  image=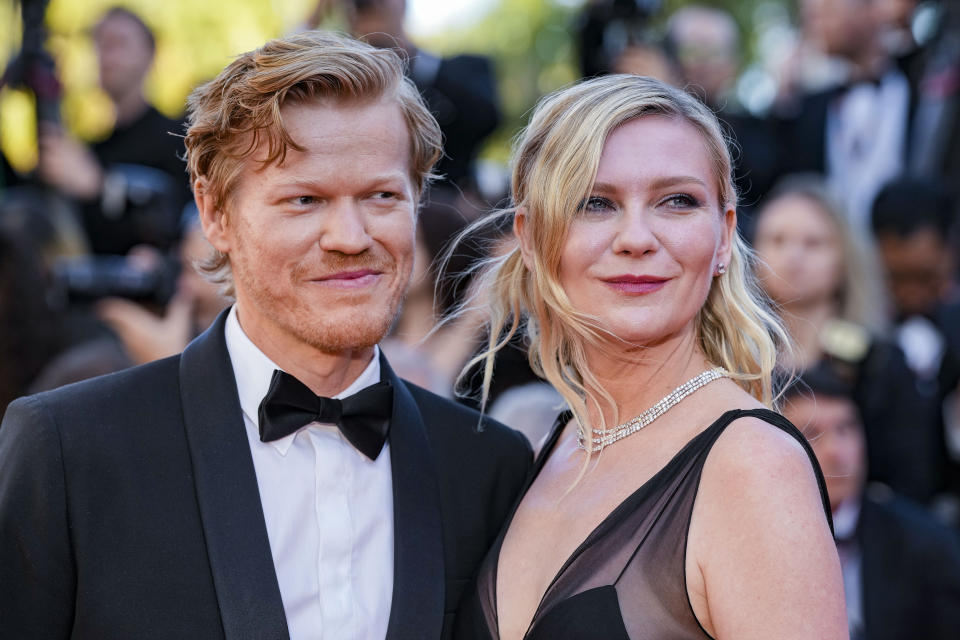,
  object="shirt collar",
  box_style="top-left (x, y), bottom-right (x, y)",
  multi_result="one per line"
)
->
top-left (224, 305), bottom-right (382, 455)
top-left (832, 497), bottom-right (862, 542)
